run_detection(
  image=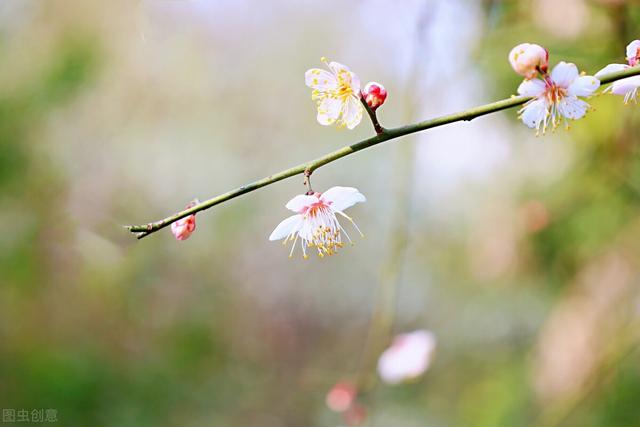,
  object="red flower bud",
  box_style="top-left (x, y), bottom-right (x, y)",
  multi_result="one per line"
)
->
top-left (362, 82), bottom-right (387, 110)
top-left (171, 199), bottom-right (199, 241)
